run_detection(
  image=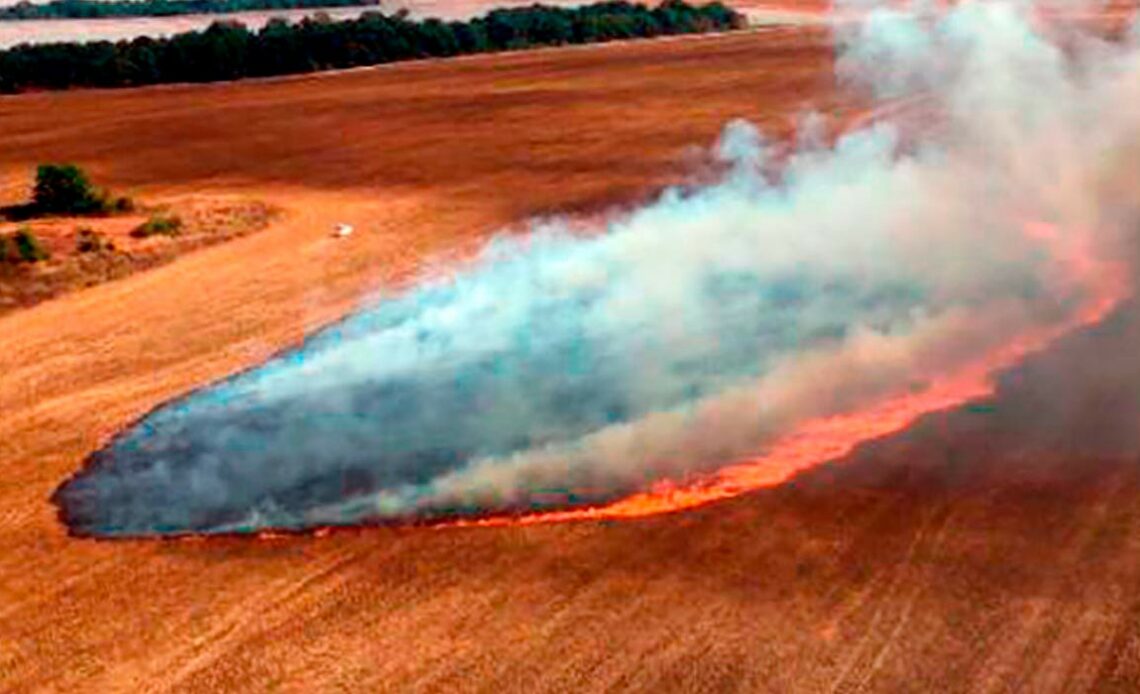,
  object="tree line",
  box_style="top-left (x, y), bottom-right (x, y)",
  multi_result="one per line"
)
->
top-left (0, 0), bottom-right (378, 21)
top-left (0, 1), bottom-right (744, 92)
